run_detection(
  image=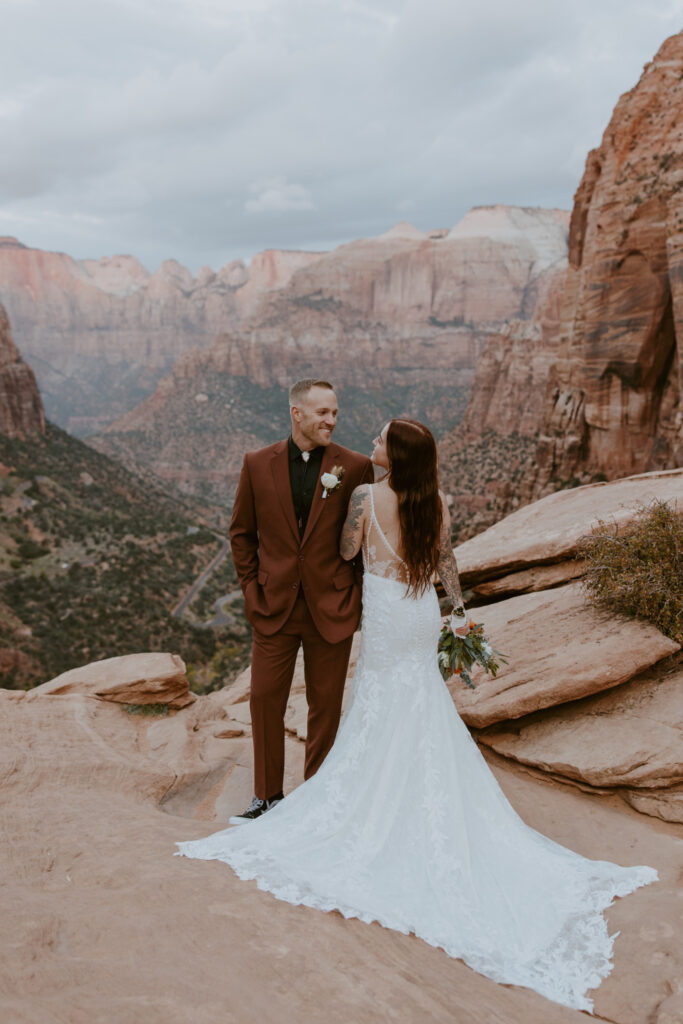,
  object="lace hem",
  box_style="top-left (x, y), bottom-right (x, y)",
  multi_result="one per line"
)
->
top-left (175, 840), bottom-right (657, 1013)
